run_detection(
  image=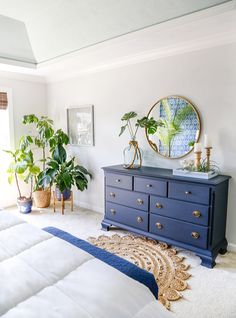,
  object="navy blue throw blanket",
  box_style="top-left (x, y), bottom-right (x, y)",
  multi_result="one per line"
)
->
top-left (43, 227), bottom-right (158, 299)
